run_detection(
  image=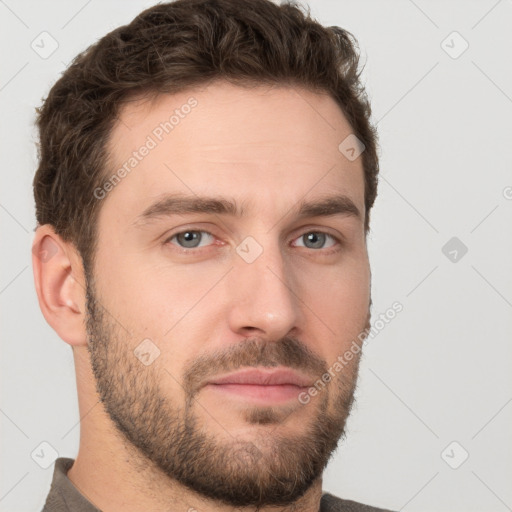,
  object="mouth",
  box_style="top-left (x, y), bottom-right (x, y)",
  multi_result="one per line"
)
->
top-left (203, 367), bottom-right (313, 404)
